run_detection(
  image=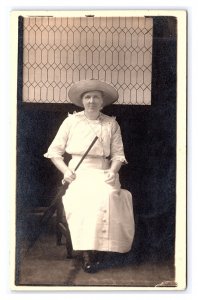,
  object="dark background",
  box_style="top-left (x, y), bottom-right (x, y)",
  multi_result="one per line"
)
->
top-left (16, 16), bottom-right (176, 265)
